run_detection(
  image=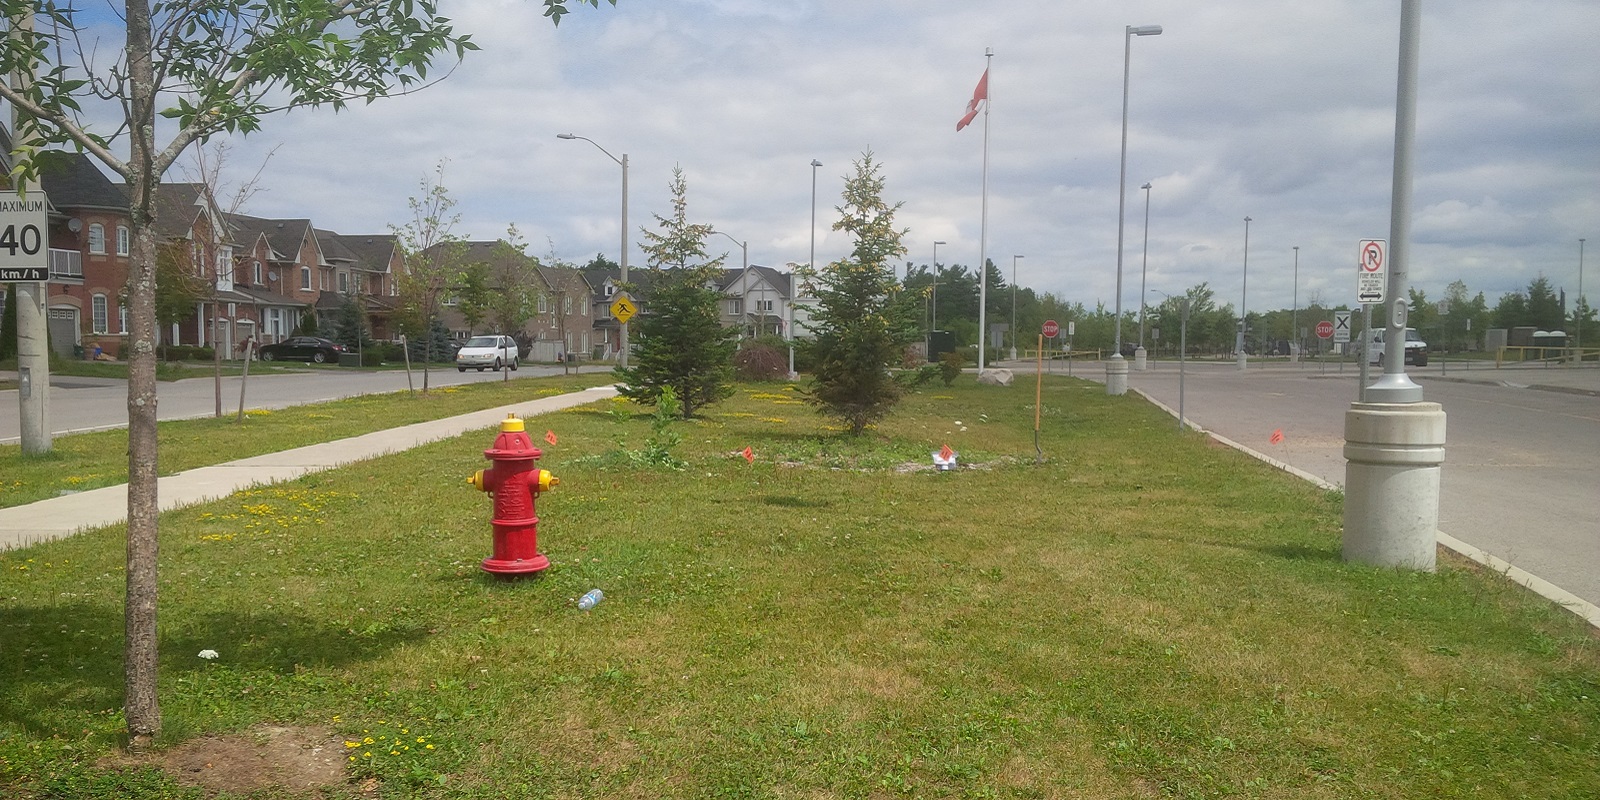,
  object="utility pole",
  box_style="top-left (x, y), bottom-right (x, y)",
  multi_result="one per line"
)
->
top-left (10, 8), bottom-right (52, 453)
